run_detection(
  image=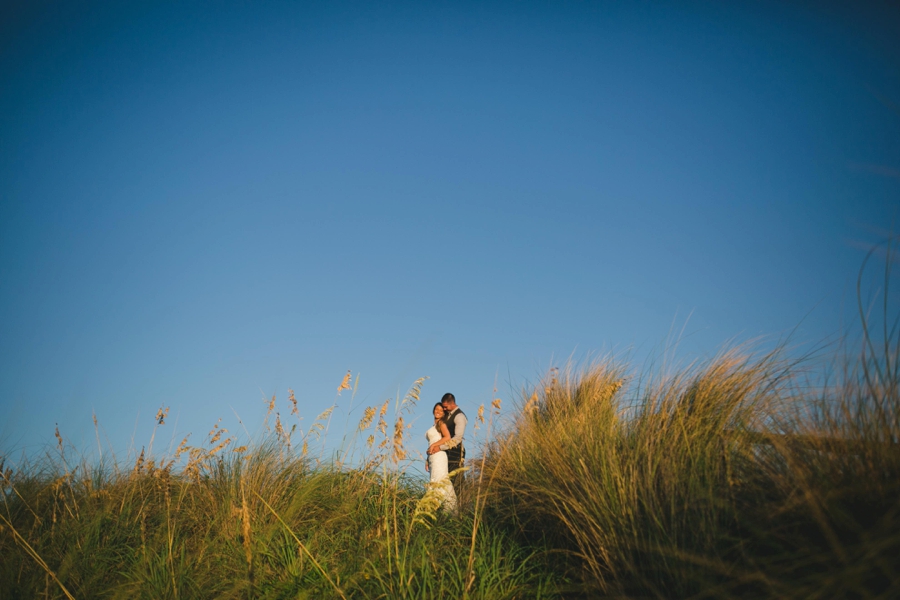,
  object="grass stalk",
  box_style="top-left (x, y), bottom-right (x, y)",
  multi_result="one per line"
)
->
top-left (253, 491), bottom-right (346, 600)
top-left (0, 512), bottom-right (76, 600)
